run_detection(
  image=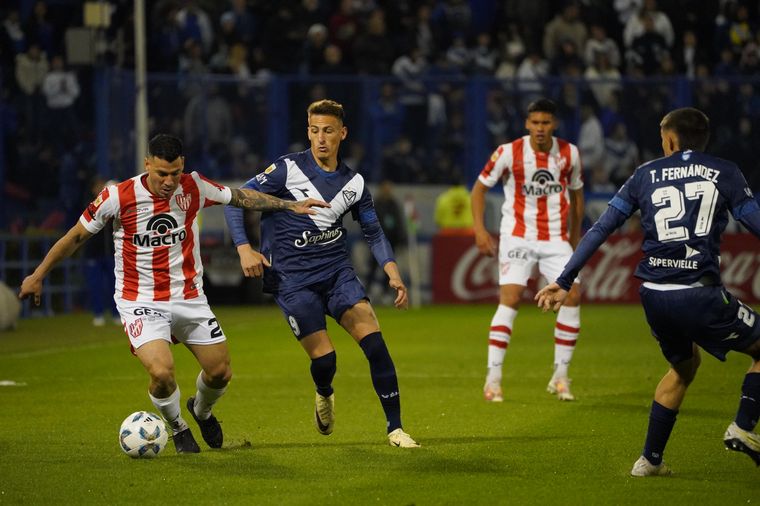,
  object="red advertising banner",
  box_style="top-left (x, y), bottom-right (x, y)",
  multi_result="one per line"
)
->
top-left (432, 233), bottom-right (760, 304)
